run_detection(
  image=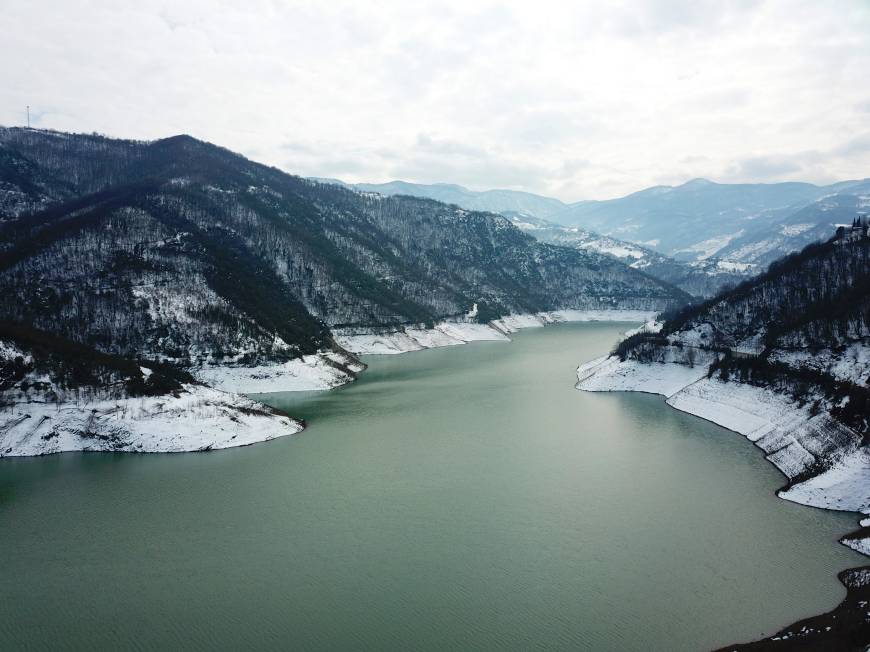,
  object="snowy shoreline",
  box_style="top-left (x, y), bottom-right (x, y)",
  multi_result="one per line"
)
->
top-left (334, 309), bottom-right (657, 355)
top-left (0, 384), bottom-right (304, 457)
top-left (1, 310), bottom-right (655, 458)
top-left (191, 350), bottom-right (366, 394)
top-left (576, 356), bottom-right (870, 557)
